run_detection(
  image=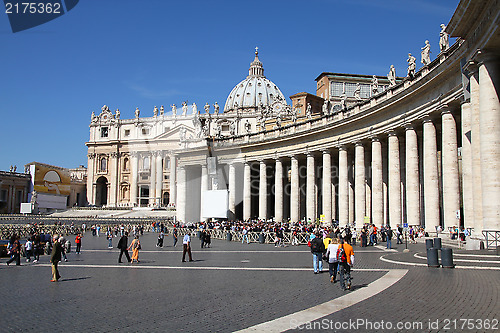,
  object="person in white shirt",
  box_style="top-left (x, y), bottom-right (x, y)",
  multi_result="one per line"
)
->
top-left (325, 238), bottom-right (339, 283)
top-left (182, 233), bottom-right (193, 262)
top-left (25, 239), bottom-right (33, 262)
